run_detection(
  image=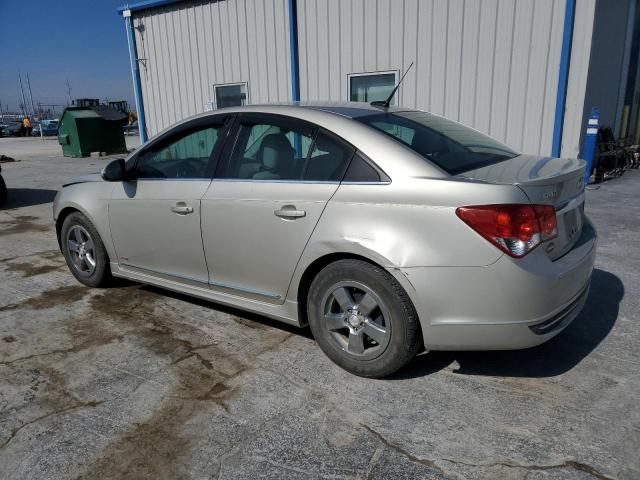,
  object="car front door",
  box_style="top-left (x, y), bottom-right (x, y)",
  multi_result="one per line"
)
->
top-left (201, 114), bottom-right (355, 302)
top-left (109, 117), bottom-right (230, 285)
